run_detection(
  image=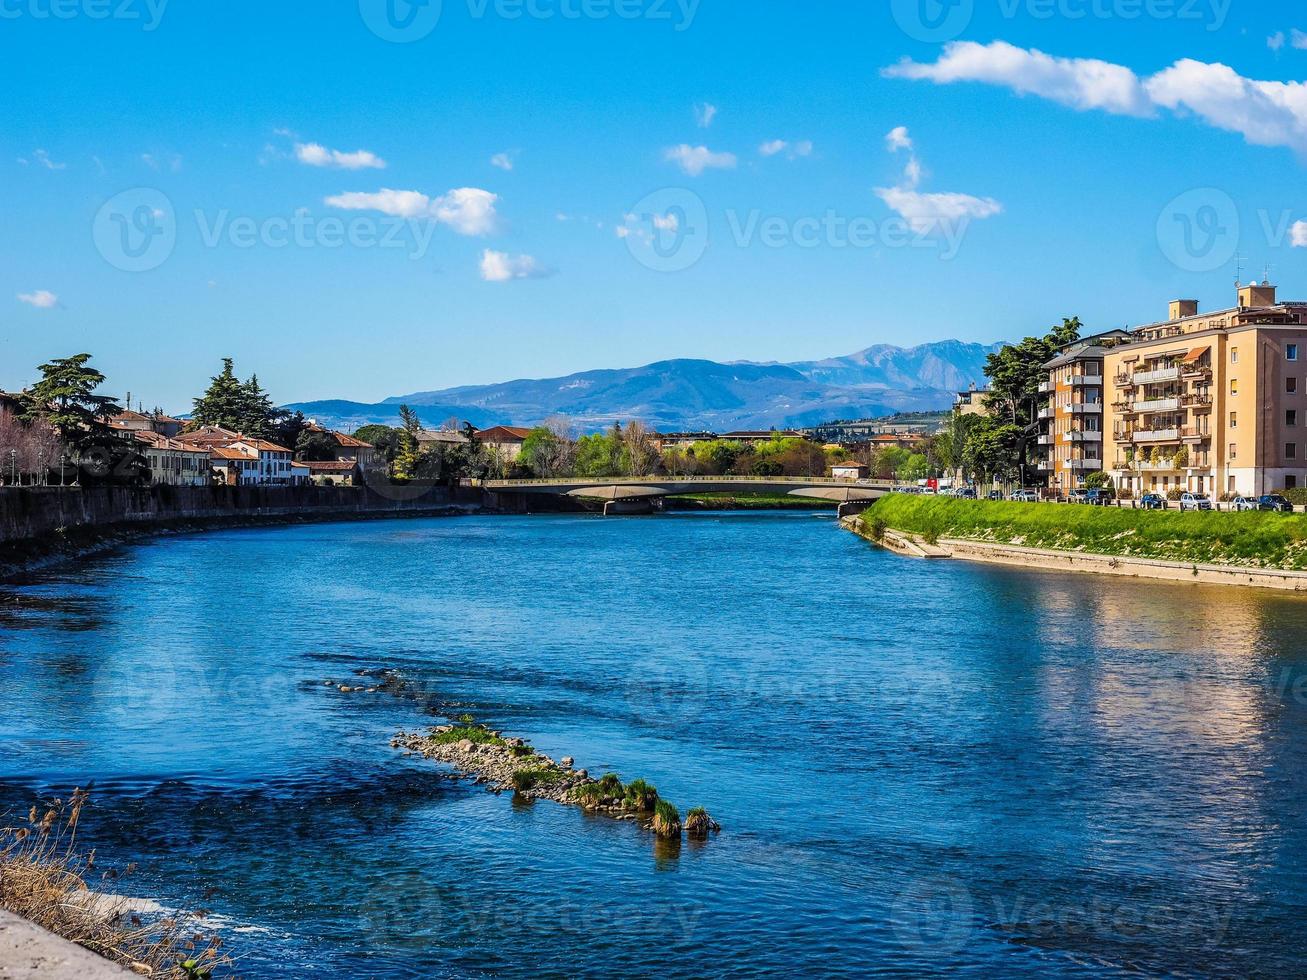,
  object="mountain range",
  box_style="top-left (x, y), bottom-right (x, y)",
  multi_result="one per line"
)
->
top-left (285, 339), bottom-right (1005, 433)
